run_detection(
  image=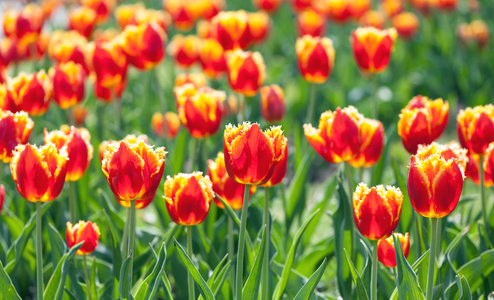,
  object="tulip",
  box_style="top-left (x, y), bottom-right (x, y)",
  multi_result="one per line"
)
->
top-left (168, 35), bottom-right (200, 69)
top-left (66, 221), bottom-right (101, 255)
top-left (249, 11), bottom-right (271, 44)
top-left (260, 84), bottom-right (285, 123)
top-left (296, 9), bottom-right (326, 37)
top-left (457, 104), bottom-right (494, 155)
top-left (253, 0), bottom-right (283, 13)
top-left (48, 31), bottom-right (89, 74)
top-left (377, 233), bottom-right (410, 268)
top-left (0, 185), bottom-right (4, 214)
top-left (381, 0), bottom-right (403, 17)
top-left (316, 0), bottom-right (352, 23)
top-left (409, 0), bottom-right (434, 15)
top-left (0, 38), bottom-right (15, 69)
top-left (199, 38), bottom-right (227, 78)
top-left (99, 134), bottom-right (149, 162)
top-left (4, 71), bottom-right (52, 115)
top-left (115, 3), bottom-right (146, 29)
top-left (197, 20), bottom-right (213, 39)
top-left (416, 142), bottom-right (468, 173)
top-left (211, 11), bottom-right (251, 50)
top-left (68, 6), bottom-right (98, 38)
top-left (81, 0), bottom-right (116, 24)
top-left (457, 20), bottom-right (490, 49)
top-left (349, 118), bottom-right (384, 168)
top-left (72, 105), bottom-right (88, 126)
top-left (436, 0), bottom-right (457, 11)
top-left (465, 153), bottom-right (480, 185)
top-left (290, 0), bottom-right (312, 12)
top-left (349, 0), bottom-right (372, 19)
top-left (200, 0), bottom-right (224, 20)
top-left (296, 35), bottom-right (336, 84)
top-left (226, 49), bottom-right (265, 97)
top-left (163, 0), bottom-right (200, 31)
top-left (50, 62), bottom-right (86, 109)
top-left (0, 110), bottom-right (33, 163)
top-left (392, 12), bottom-right (420, 40)
top-left (398, 95), bottom-right (449, 154)
top-left (351, 27), bottom-right (397, 74)
top-left (31, 32), bottom-right (49, 61)
top-left (132, 10), bottom-right (171, 33)
top-left (484, 143), bottom-right (494, 187)
top-left (94, 79), bottom-right (127, 102)
top-left (152, 112), bottom-right (181, 139)
top-left (175, 73), bottom-right (207, 88)
top-left (359, 10), bottom-right (386, 30)
top-left (3, 4), bottom-right (44, 44)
